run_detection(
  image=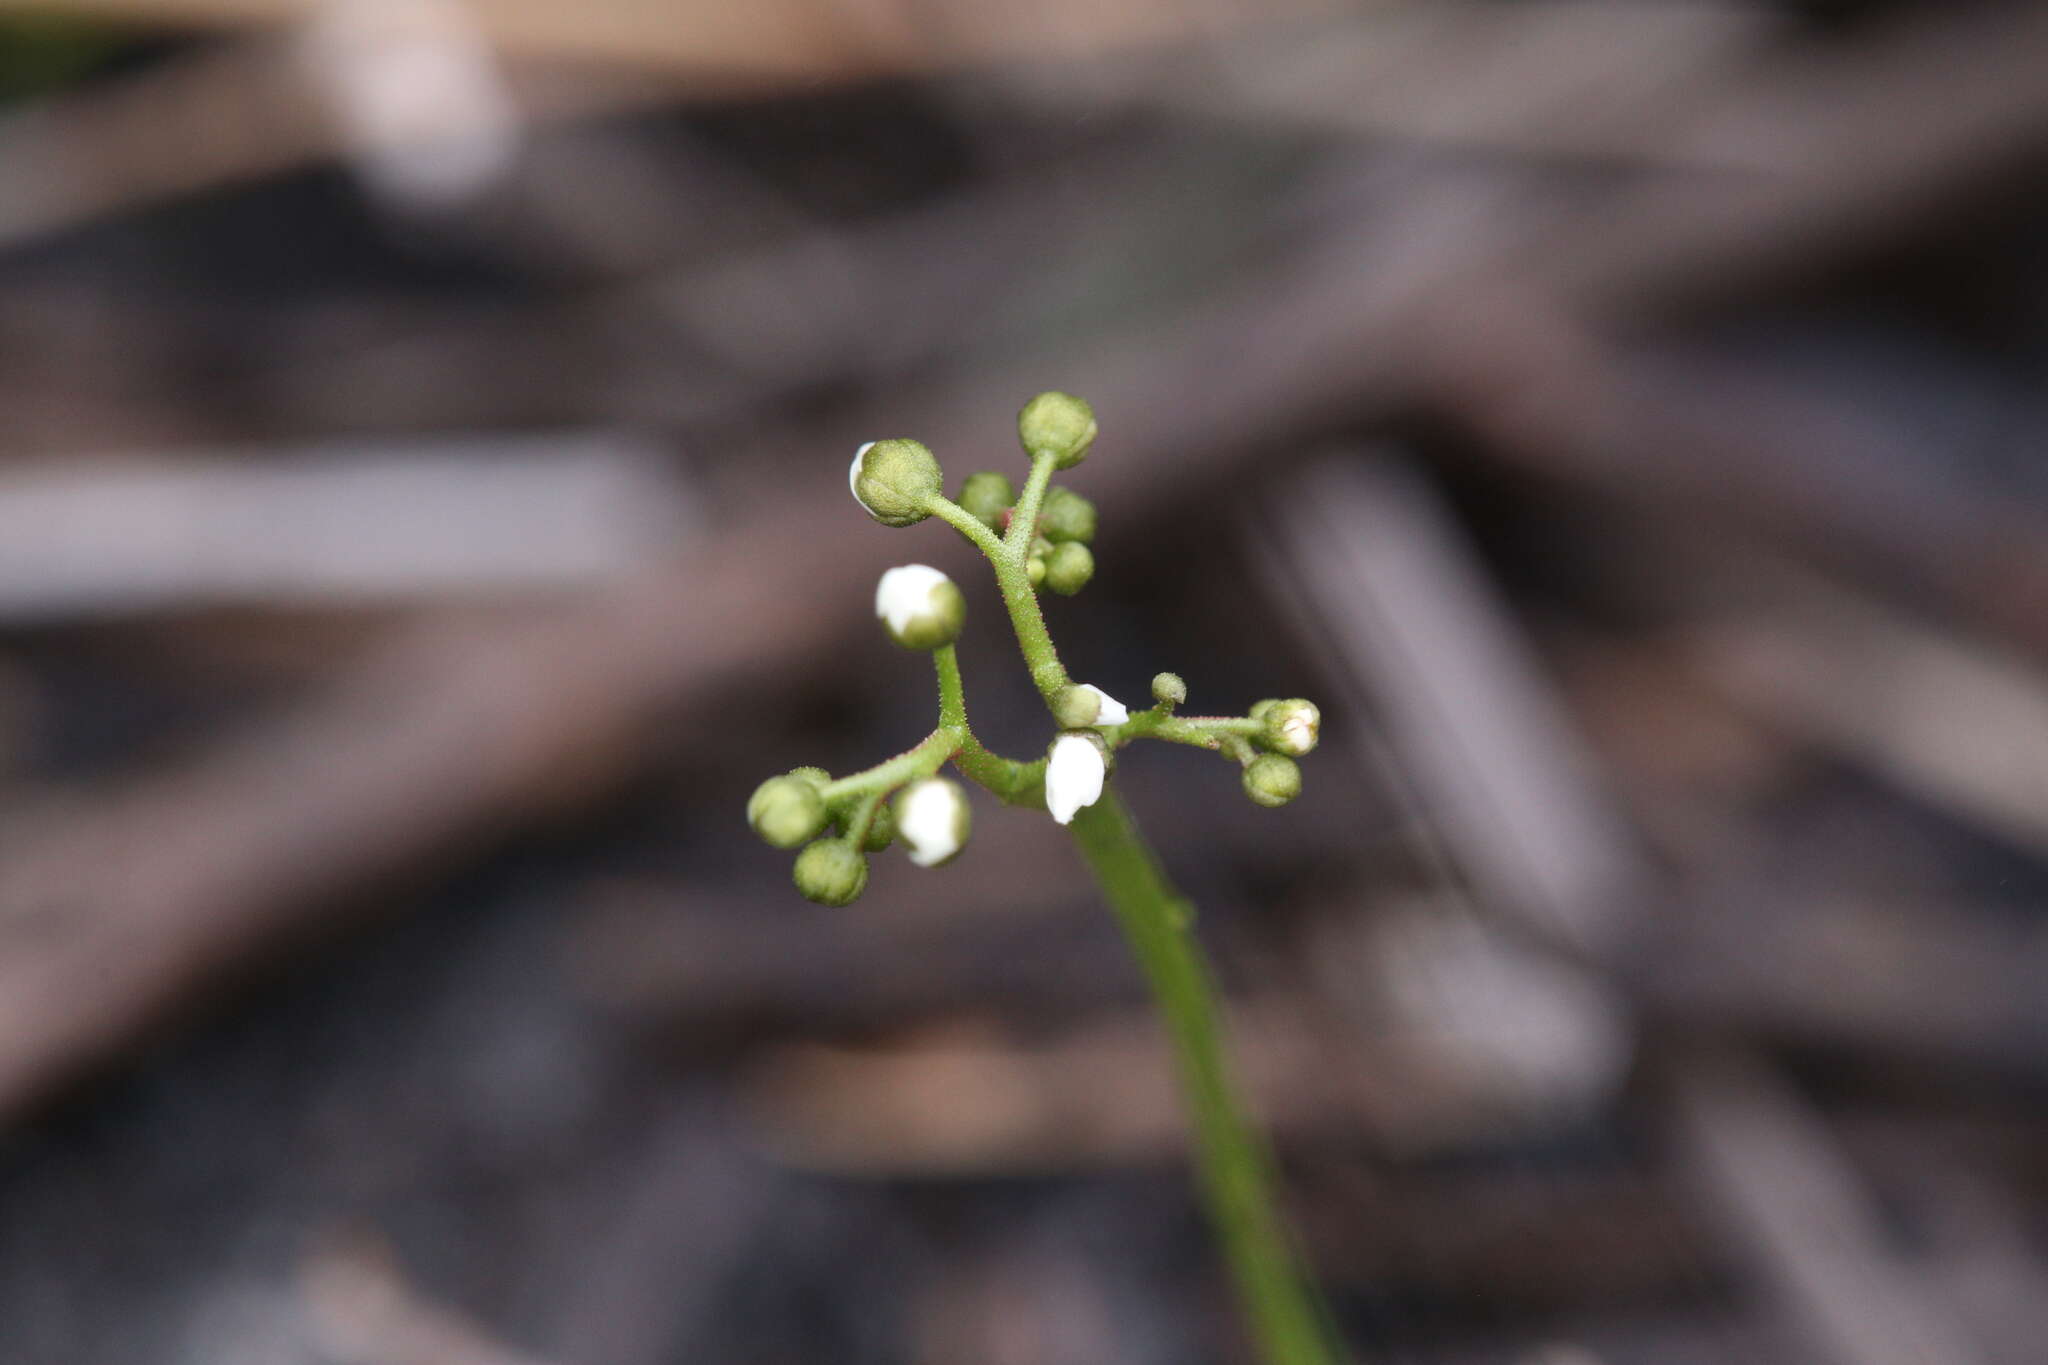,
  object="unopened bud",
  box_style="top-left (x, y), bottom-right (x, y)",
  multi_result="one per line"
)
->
top-left (1151, 672), bottom-right (1186, 707)
top-left (1242, 753), bottom-right (1302, 808)
top-left (1038, 487), bottom-right (1097, 544)
top-left (1017, 391), bottom-right (1097, 469)
top-left (849, 438), bottom-right (942, 527)
top-left (860, 799), bottom-right (897, 852)
top-left (1053, 684), bottom-right (1100, 728)
top-left (1043, 542), bottom-right (1094, 596)
top-left (957, 471), bottom-right (1014, 530)
top-left (1027, 555), bottom-right (1047, 588)
top-left (748, 774), bottom-right (827, 848)
top-left (875, 564), bottom-right (966, 650)
top-left (894, 776), bottom-right (972, 868)
top-left (1260, 699), bottom-right (1321, 756)
top-left (793, 839), bottom-right (868, 906)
